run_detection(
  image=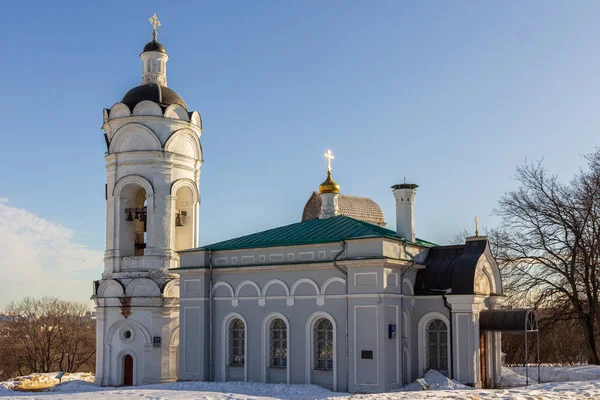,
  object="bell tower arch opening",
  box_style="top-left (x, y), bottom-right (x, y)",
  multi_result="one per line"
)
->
top-left (112, 176), bottom-right (154, 259)
top-left (122, 185), bottom-right (148, 257)
top-left (172, 179), bottom-right (199, 251)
